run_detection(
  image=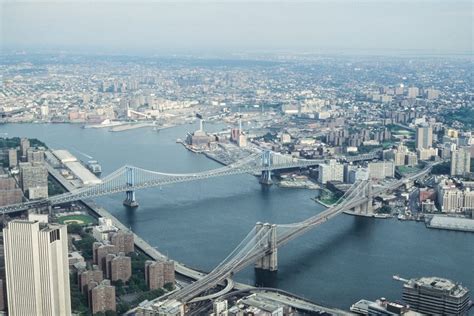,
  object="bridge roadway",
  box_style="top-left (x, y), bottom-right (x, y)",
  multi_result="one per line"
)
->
top-left (47, 162), bottom-right (349, 315)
